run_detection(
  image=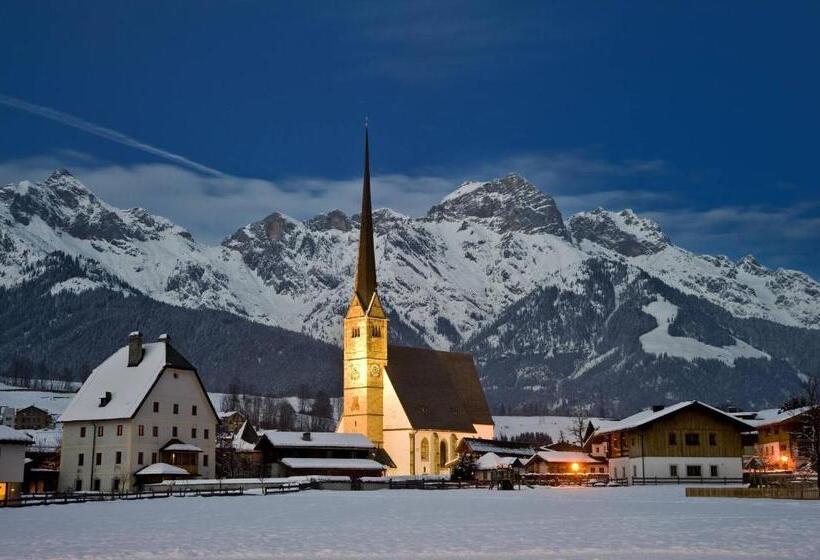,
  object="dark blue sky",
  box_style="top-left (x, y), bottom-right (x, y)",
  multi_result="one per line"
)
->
top-left (1, 2), bottom-right (818, 277)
